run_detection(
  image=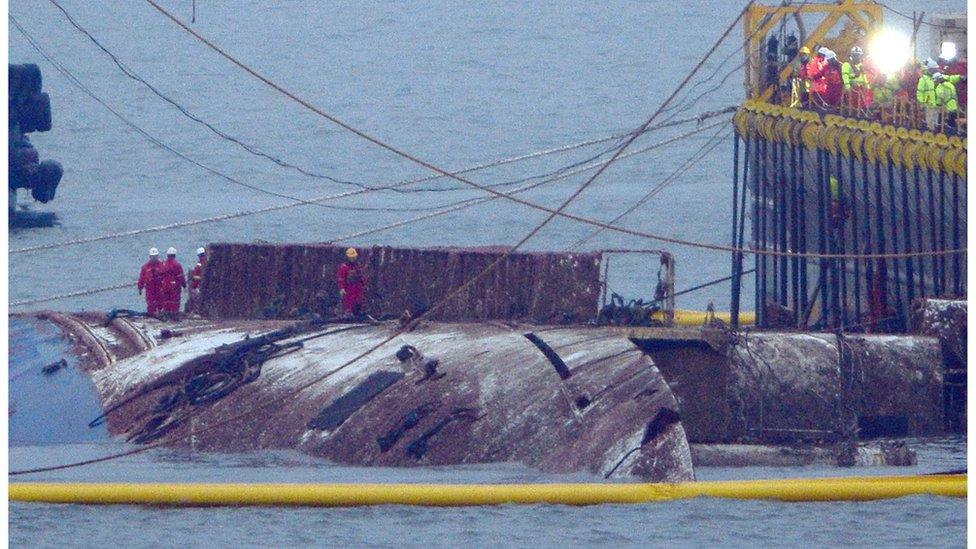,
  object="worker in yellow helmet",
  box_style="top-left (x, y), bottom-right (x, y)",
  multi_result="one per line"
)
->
top-left (791, 46), bottom-right (813, 107)
top-left (338, 247), bottom-right (367, 316)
